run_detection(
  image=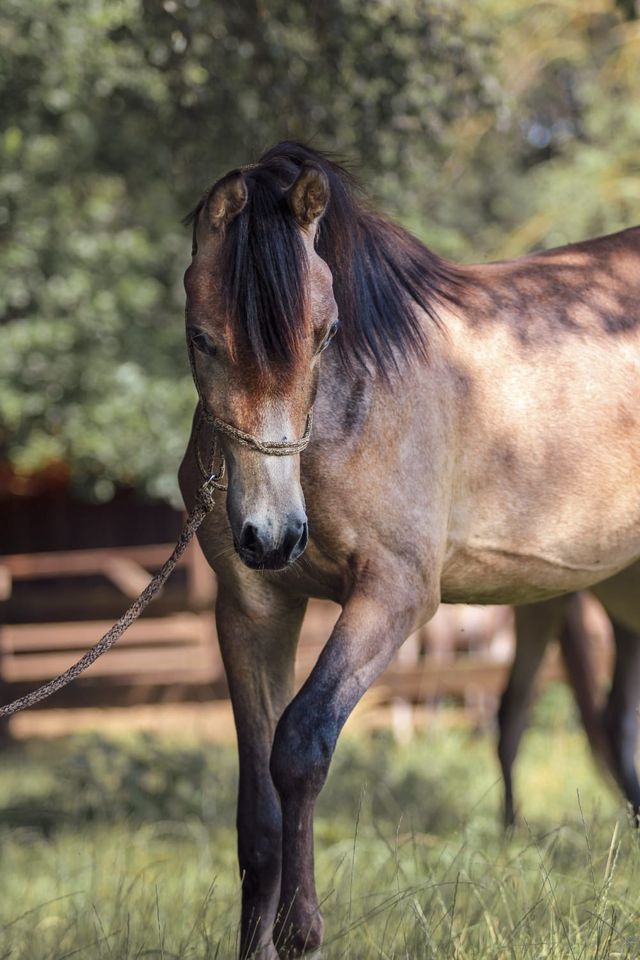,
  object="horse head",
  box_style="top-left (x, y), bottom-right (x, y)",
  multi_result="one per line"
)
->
top-left (183, 160), bottom-right (338, 570)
